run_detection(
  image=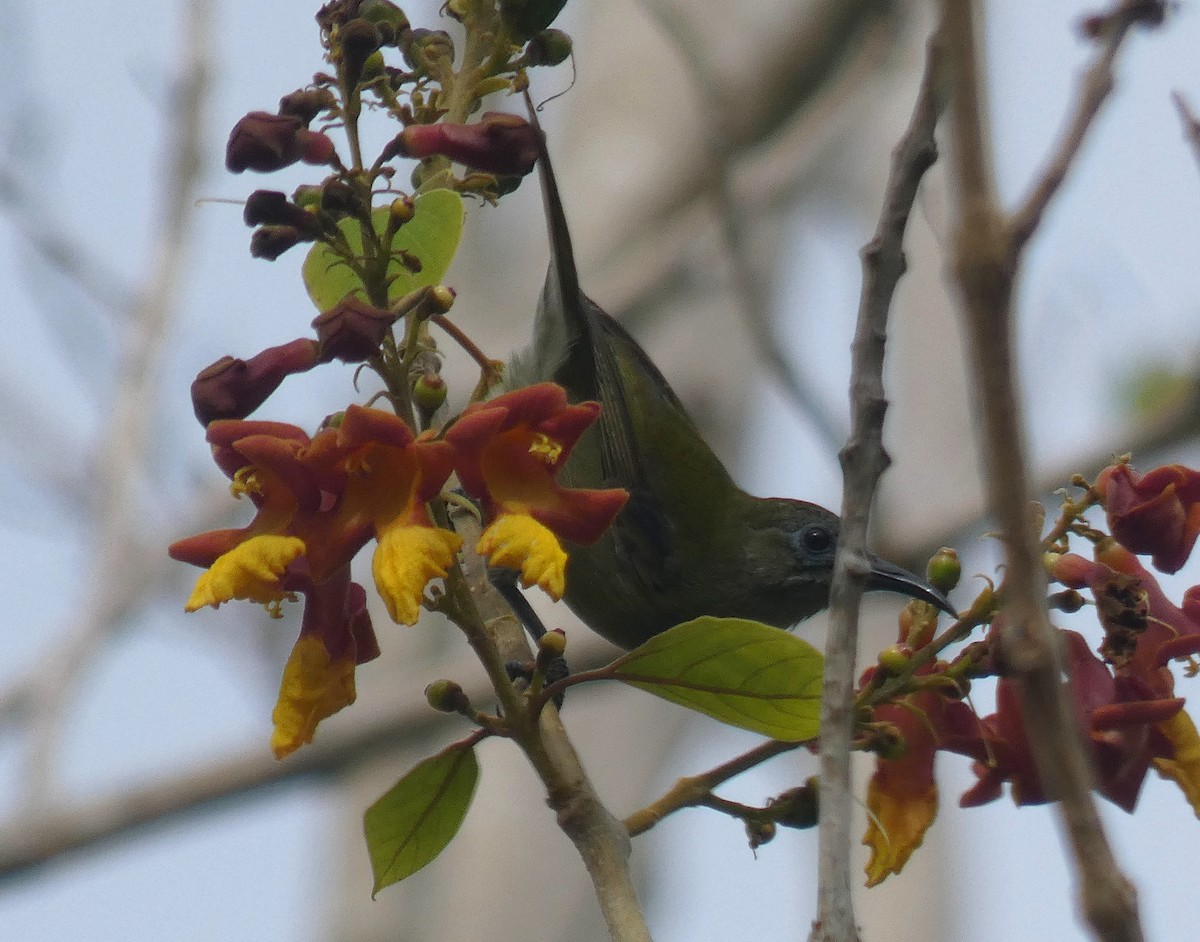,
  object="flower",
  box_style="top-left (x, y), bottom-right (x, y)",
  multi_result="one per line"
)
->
top-left (445, 383), bottom-right (627, 600)
top-left (859, 613), bottom-right (986, 886)
top-left (1051, 544), bottom-right (1200, 812)
top-left (170, 406), bottom-right (460, 756)
top-left (961, 622), bottom-right (1184, 813)
top-left (1096, 461), bottom-right (1200, 574)
top-left (311, 297), bottom-right (398, 363)
top-left (226, 111), bottom-right (335, 174)
top-left (395, 112), bottom-right (540, 176)
top-left (190, 340), bottom-right (321, 425)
